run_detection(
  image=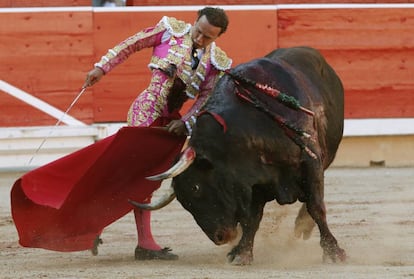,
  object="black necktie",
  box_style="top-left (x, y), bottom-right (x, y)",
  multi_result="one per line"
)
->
top-left (191, 47), bottom-right (199, 70)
